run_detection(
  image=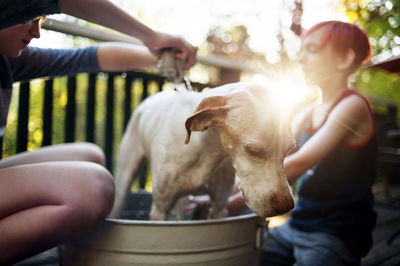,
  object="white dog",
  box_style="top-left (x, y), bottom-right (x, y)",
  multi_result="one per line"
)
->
top-left (110, 82), bottom-right (296, 220)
